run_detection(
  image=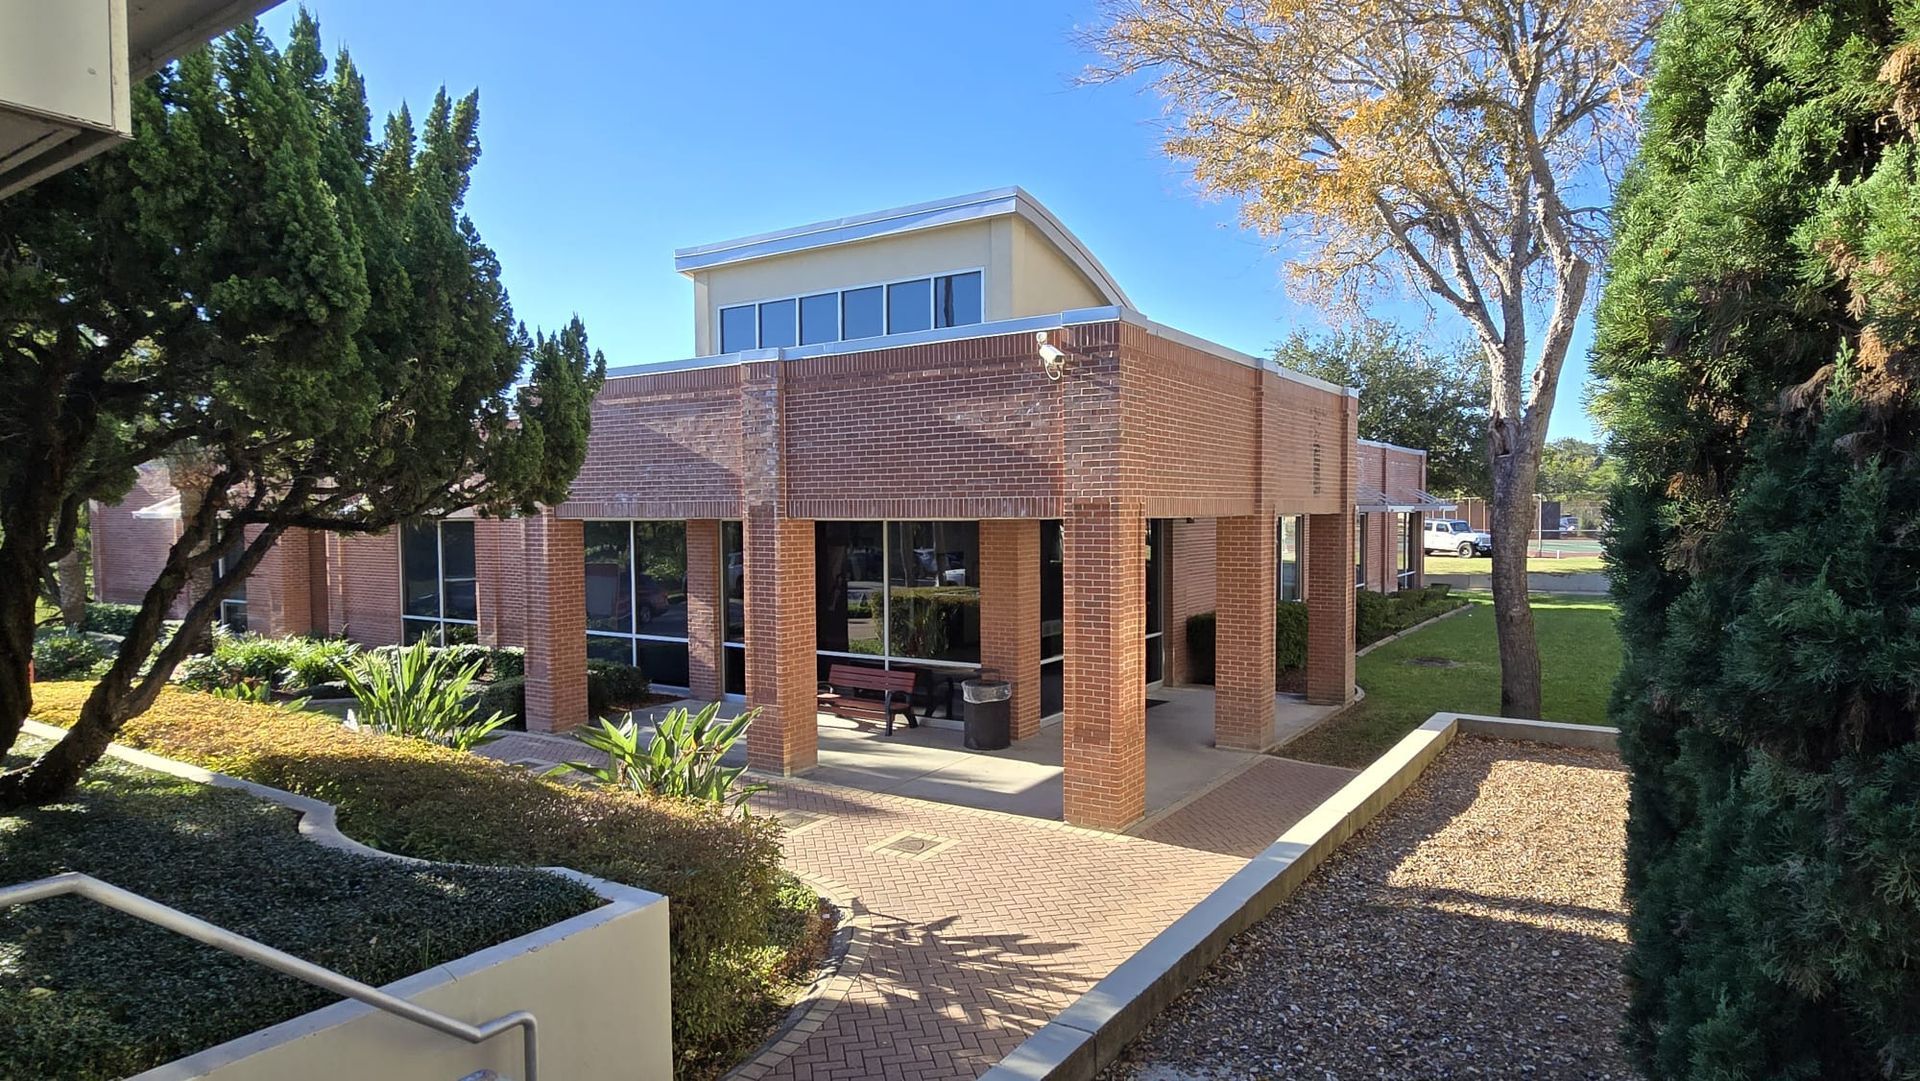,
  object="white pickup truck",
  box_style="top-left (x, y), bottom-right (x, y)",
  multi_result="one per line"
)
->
top-left (1423, 518), bottom-right (1493, 558)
